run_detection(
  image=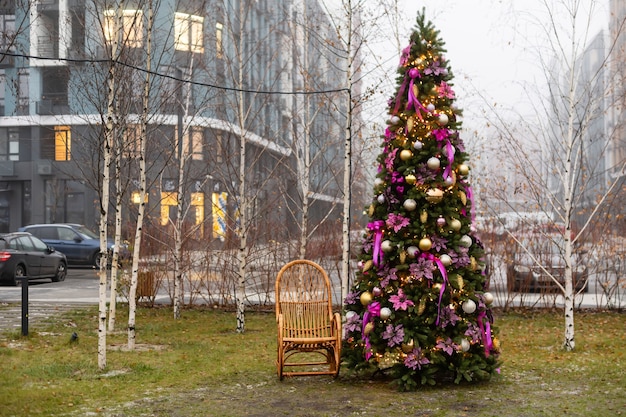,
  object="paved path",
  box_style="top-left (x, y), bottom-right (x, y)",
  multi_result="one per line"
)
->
top-left (0, 302), bottom-right (90, 335)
